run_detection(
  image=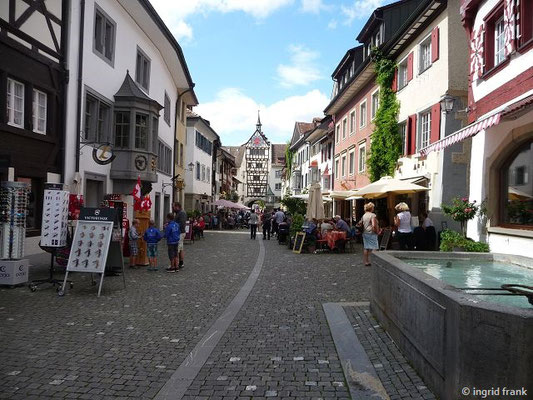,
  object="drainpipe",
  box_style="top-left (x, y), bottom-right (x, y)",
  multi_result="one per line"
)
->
top-left (60, 0), bottom-right (71, 183)
top-left (74, 0), bottom-right (85, 173)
